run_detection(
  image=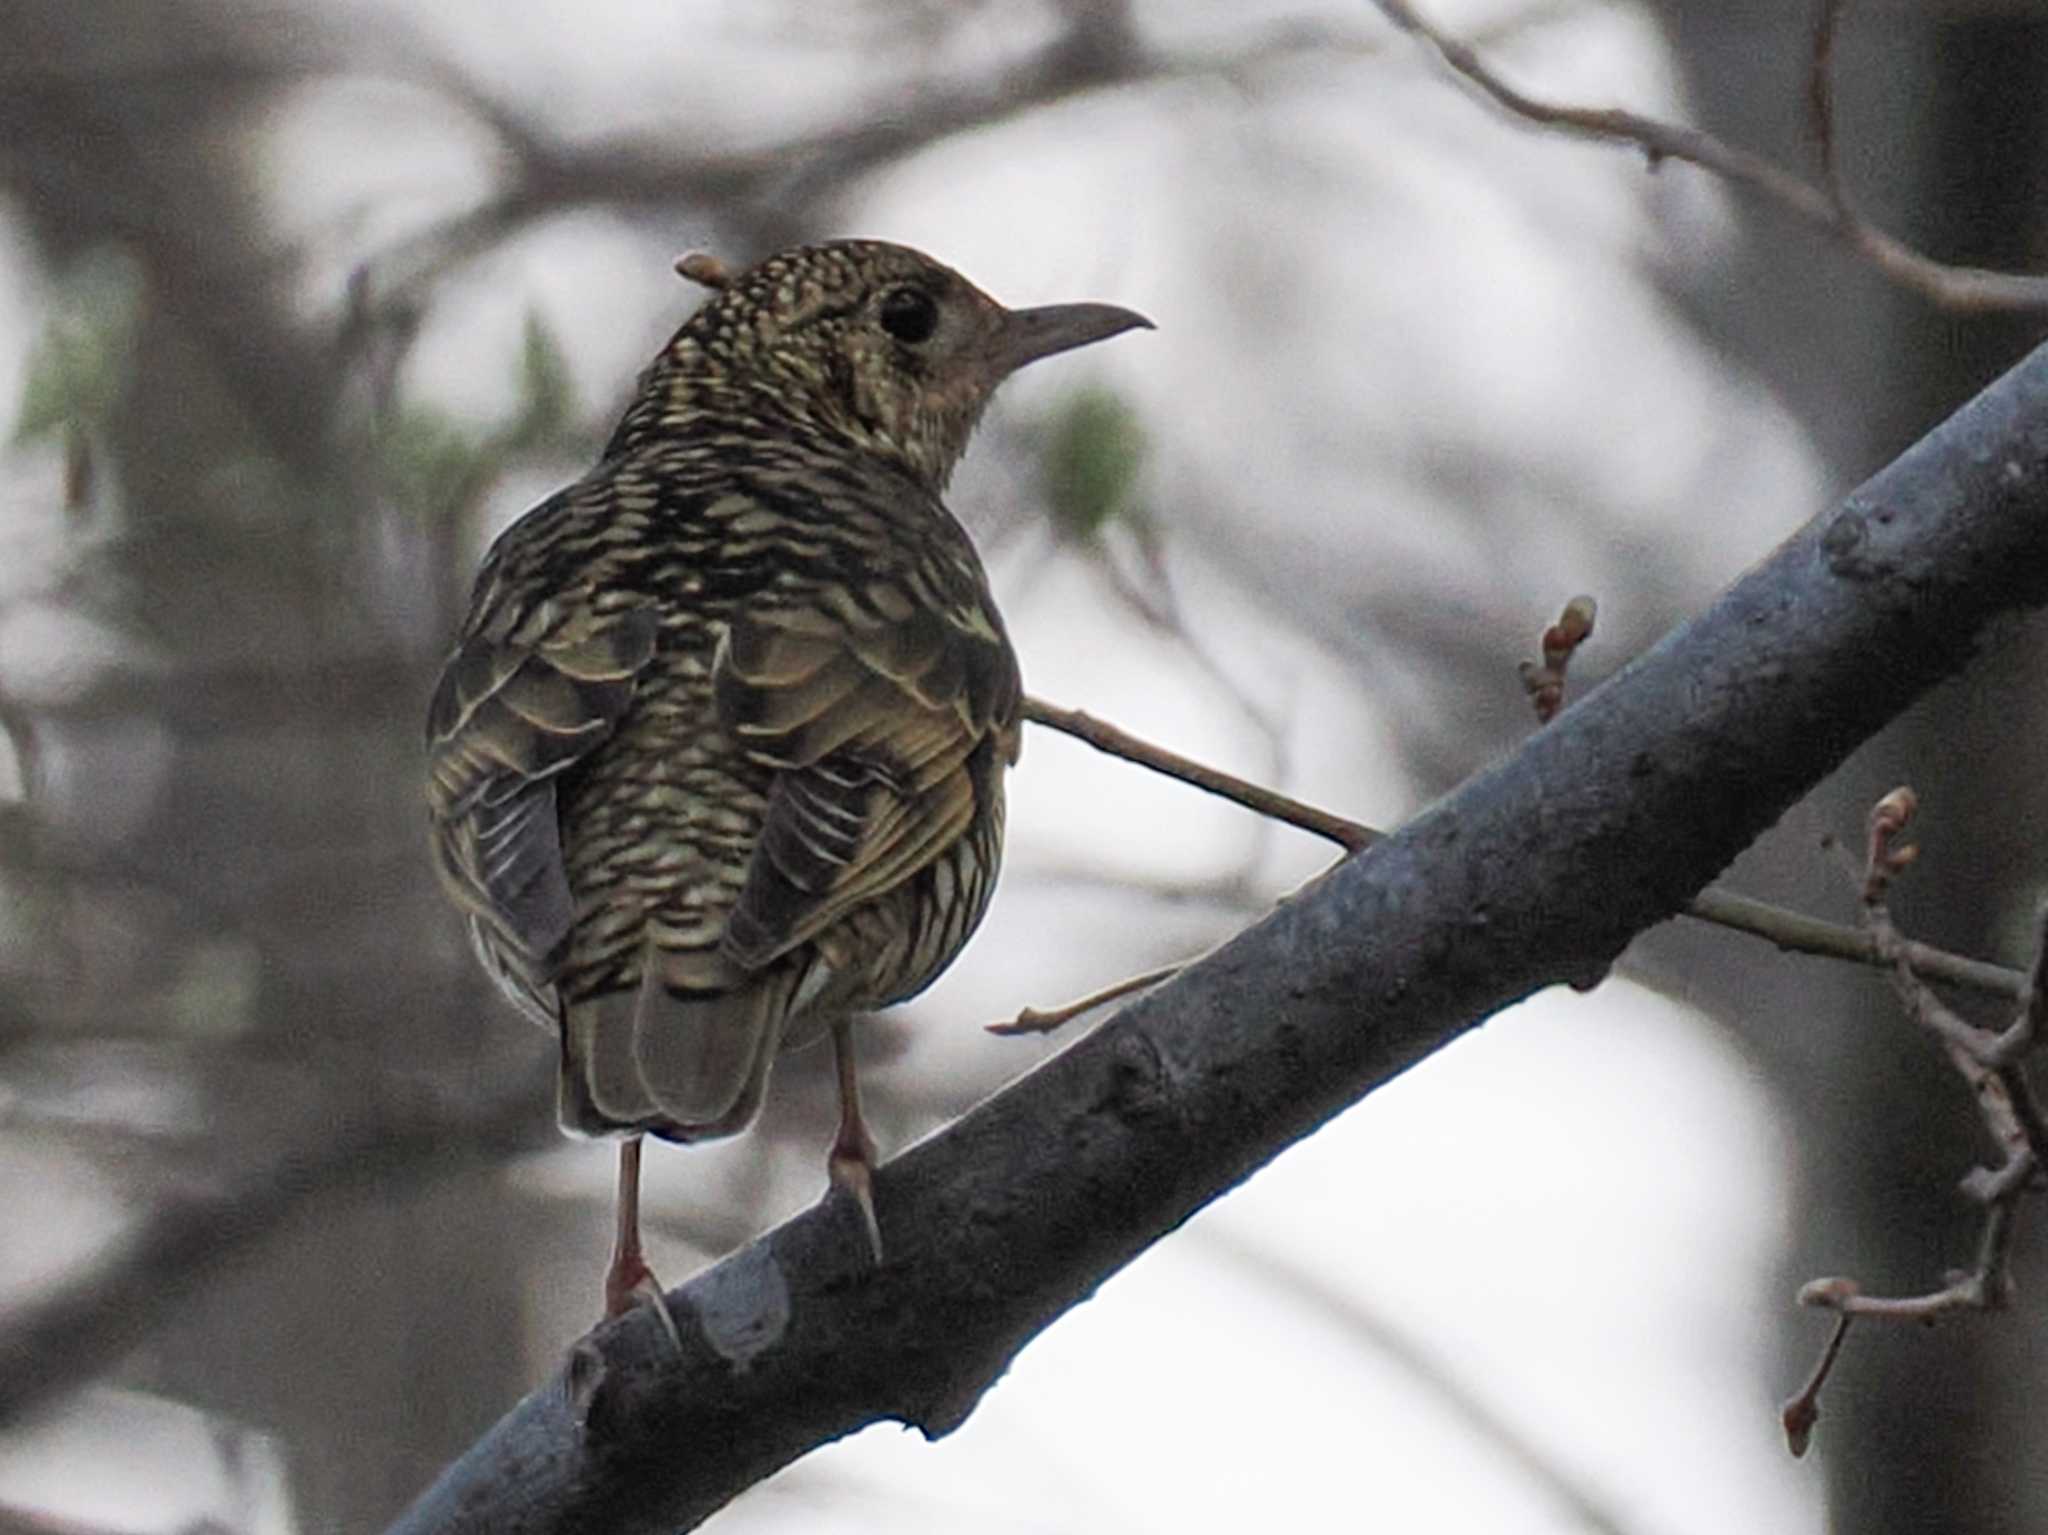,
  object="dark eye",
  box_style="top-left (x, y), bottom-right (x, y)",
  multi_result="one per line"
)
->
top-left (877, 286), bottom-right (940, 344)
